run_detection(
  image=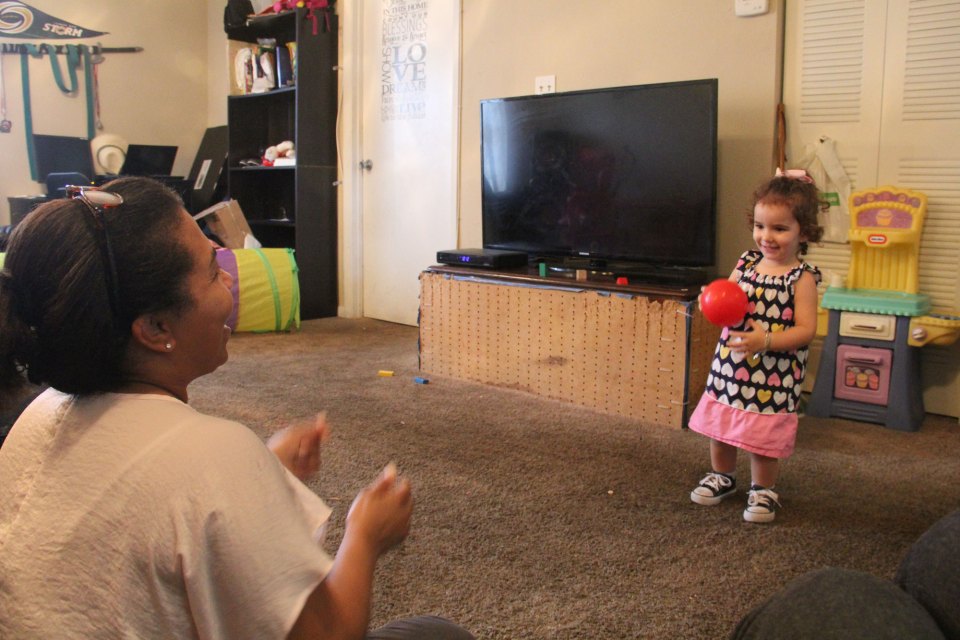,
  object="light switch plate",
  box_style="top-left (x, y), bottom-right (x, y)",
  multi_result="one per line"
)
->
top-left (735, 0), bottom-right (768, 16)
